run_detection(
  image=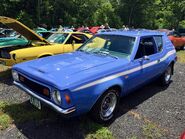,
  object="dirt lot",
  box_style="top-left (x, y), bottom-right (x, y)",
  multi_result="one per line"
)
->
top-left (0, 62), bottom-right (184, 139)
